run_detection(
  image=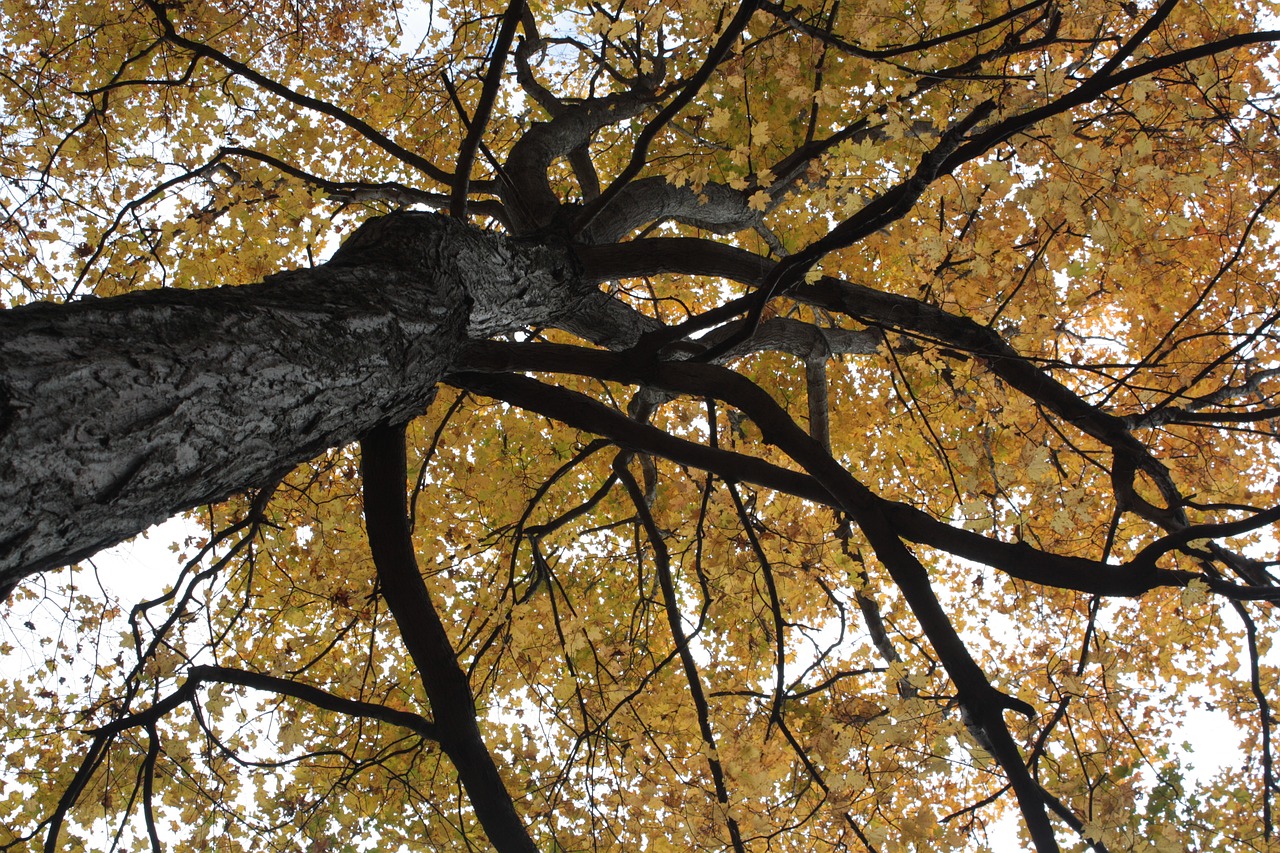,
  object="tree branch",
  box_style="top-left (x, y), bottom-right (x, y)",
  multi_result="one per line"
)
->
top-left (143, 0), bottom-right (455, 186)
top-left (614, 457), bottom-right (748, 852)
top-left (456, 344), bottom-right (1062, 848)
top-left (452, 0), bottom-right (526, 219)
top-left (90, 665), bottom-right (440, 741)
top-left (360, 423), bottom-right (537, 853)
top-left (760, 0), bottom-right (1051, 61)
top-left (446, 355), bottom-right (1254, 600)
top-left (573, 0), bottom-right (762, 236)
